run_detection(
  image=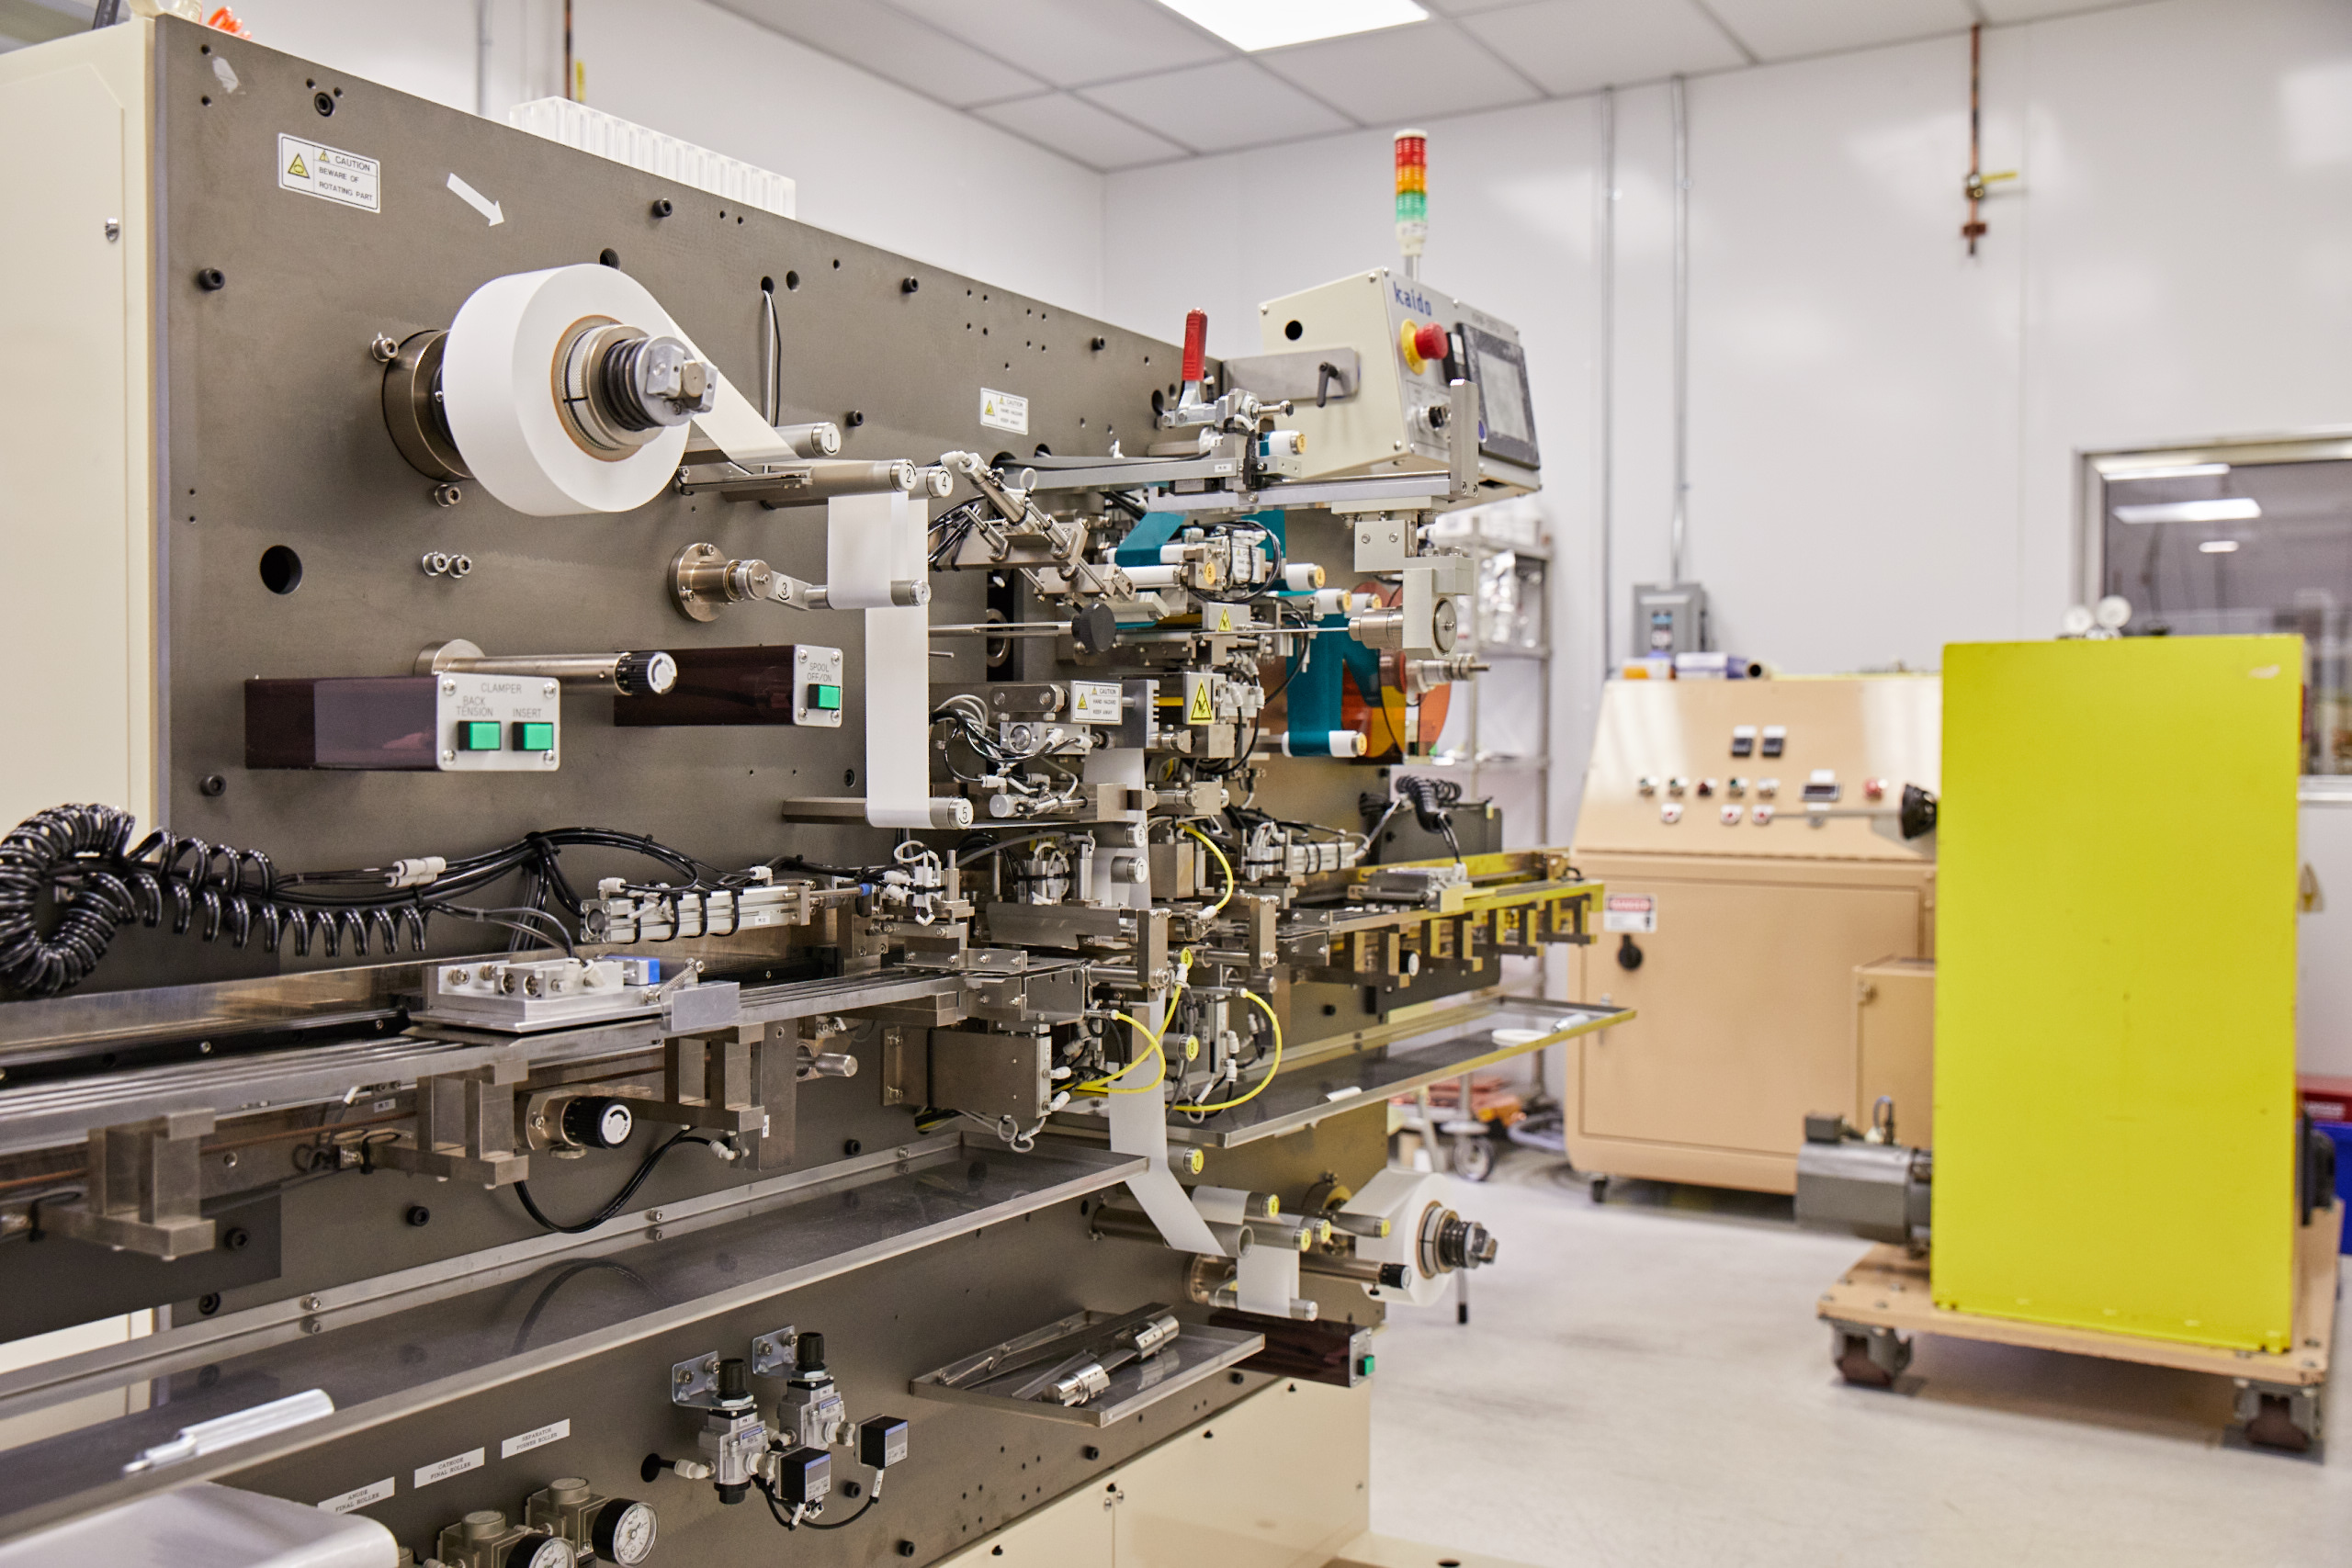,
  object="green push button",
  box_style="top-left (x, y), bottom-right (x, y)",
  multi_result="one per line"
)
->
top-left (812, 683), bottom-right (842, 712)
top-left (1358, 1354), bottom-right (1375, 1377)
top-left (512, 720), bottom-right (556, 752)
top-left (457, 720), bottom-right (503, 752)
